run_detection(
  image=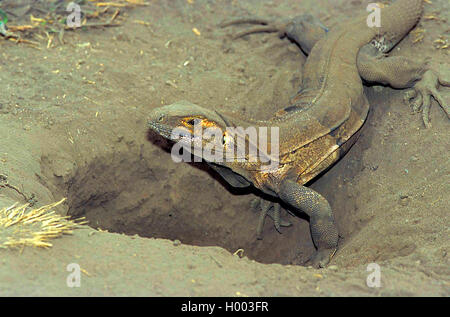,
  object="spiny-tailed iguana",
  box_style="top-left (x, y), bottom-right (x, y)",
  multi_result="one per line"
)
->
top-left (148, 0), bottom-right (449, 267)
